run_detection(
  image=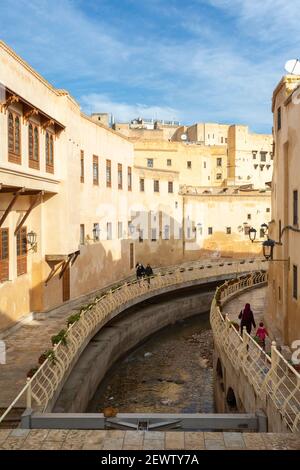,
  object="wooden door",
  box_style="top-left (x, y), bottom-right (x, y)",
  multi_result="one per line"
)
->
top-left (130, 243), bottom-right (134, 269)
top-left (62, 266), bottom-right (70, 302)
